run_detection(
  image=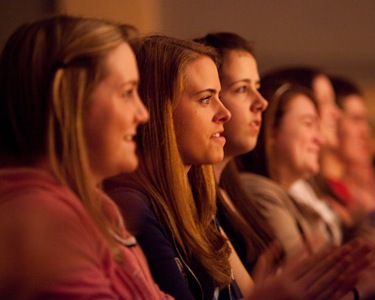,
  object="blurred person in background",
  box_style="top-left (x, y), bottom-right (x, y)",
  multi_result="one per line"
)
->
top-left (328, 75), bottom-right (375, 235)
